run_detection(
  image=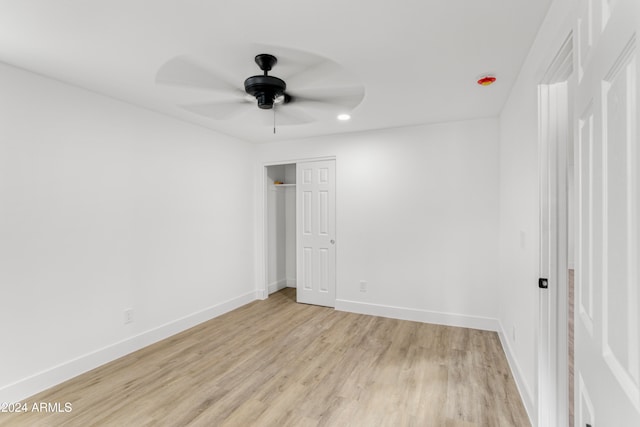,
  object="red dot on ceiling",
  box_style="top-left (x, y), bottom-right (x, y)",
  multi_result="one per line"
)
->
top-left (477, 76), bottom-right (497, 86)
